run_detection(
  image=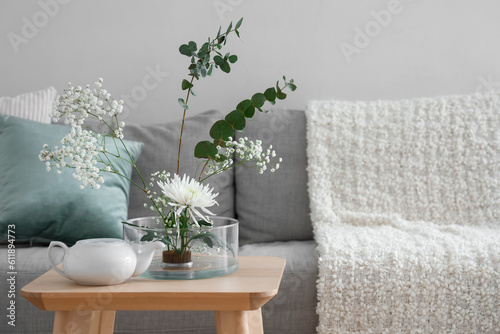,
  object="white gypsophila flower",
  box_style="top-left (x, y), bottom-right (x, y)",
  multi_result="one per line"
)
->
top-left (157, 174), bottom-right (218, 225)
top-left (205, 137), bottom-right (281, 176)
top-left (39, 79), bottom-right (126, 189)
